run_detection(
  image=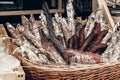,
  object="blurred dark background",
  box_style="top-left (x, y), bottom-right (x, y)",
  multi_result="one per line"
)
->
top-left (0, 0), bottom-right (92, 24)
